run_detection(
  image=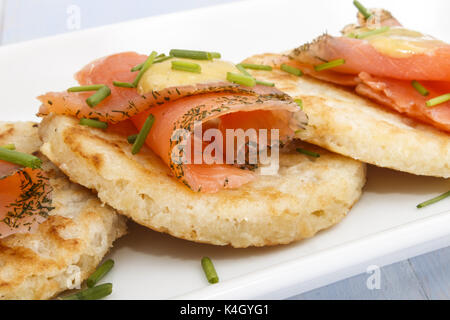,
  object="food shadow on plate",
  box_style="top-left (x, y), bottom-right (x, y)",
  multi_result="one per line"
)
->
top-left (364, 164), bottom-right (449, 196)
top-left (109, 220), bottom-right (299, 261)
